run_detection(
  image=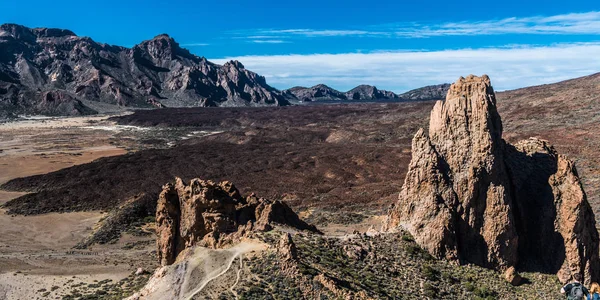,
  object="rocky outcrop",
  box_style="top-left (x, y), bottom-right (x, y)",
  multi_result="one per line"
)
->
top-left (385, 75), bottom-right (600, 283)
top-left (278, 233), bottom-right (298, 261)
top-left (0, 23), bottom-right (290, 117)
top-left (156, 178), bottom-right (318, 266)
